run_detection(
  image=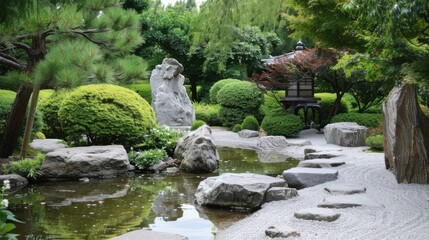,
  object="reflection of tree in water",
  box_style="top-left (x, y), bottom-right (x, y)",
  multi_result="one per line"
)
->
top-left (151, 187), bottom-right (184, 221)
